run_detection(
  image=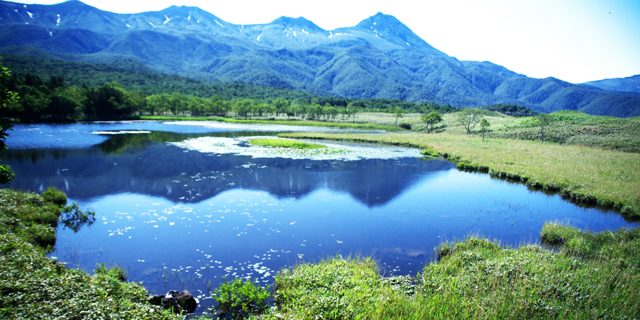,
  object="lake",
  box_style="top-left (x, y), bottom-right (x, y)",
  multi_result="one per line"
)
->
top-left (2, 121), bottom-right (637, 313)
